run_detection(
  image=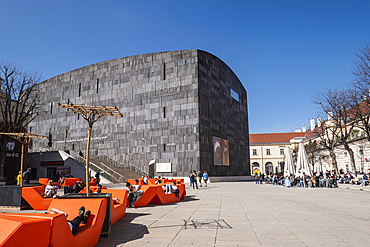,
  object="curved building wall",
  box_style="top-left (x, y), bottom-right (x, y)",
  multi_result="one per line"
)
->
top-left (29, 50), bottom-right (250, 177)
